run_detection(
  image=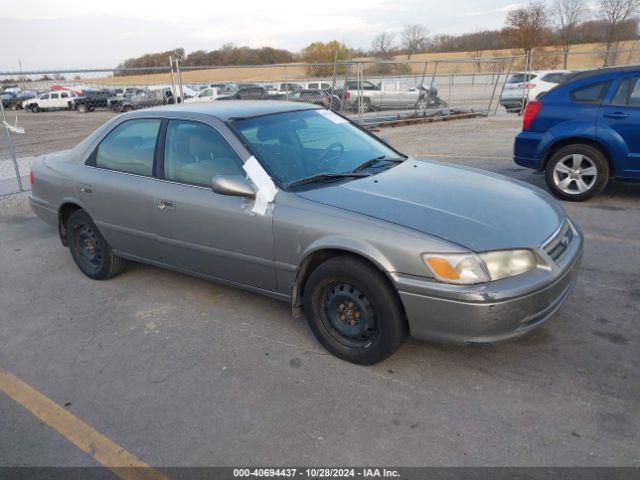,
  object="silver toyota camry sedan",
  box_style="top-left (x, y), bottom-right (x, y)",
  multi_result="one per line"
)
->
top-left (29, 101), bottom-right (582, 364)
